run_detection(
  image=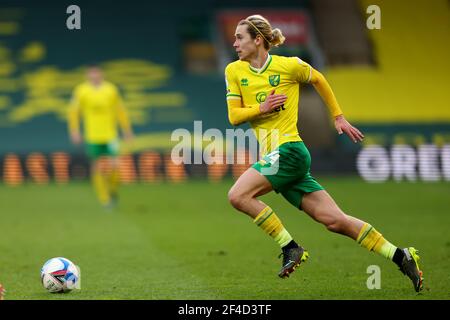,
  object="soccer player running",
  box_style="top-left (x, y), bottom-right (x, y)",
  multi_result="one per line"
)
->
top-left (225, 15), bottom-right (423, 292)
top-left (68, 65), bottom-right (134, 208)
